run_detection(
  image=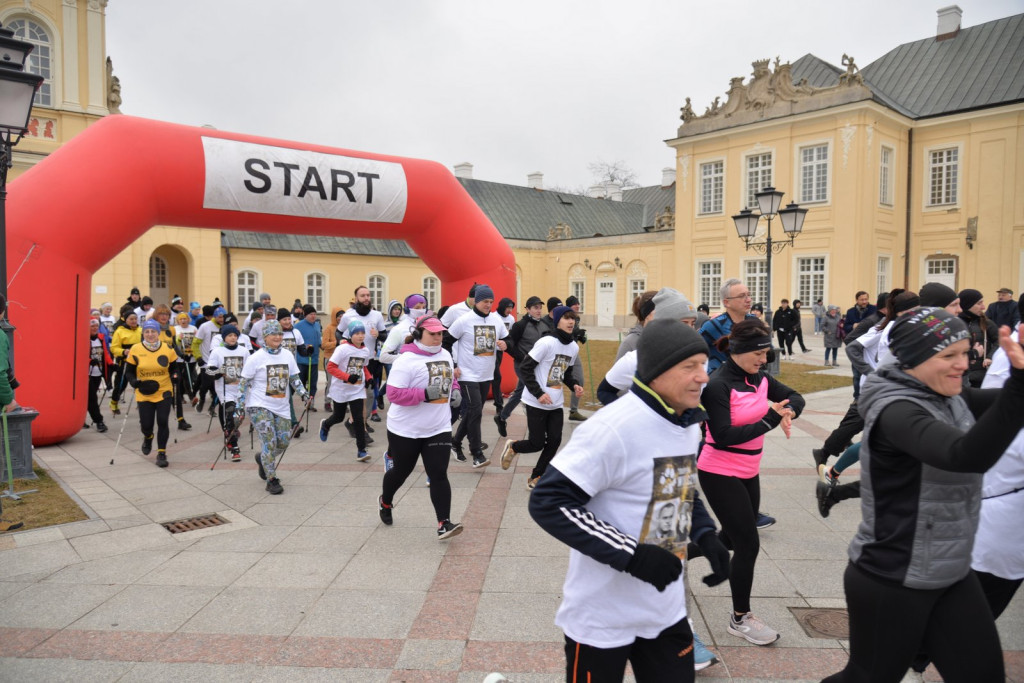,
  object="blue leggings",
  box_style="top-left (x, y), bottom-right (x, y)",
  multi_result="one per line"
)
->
top-left (833, 442), bottom-right (860, 475)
